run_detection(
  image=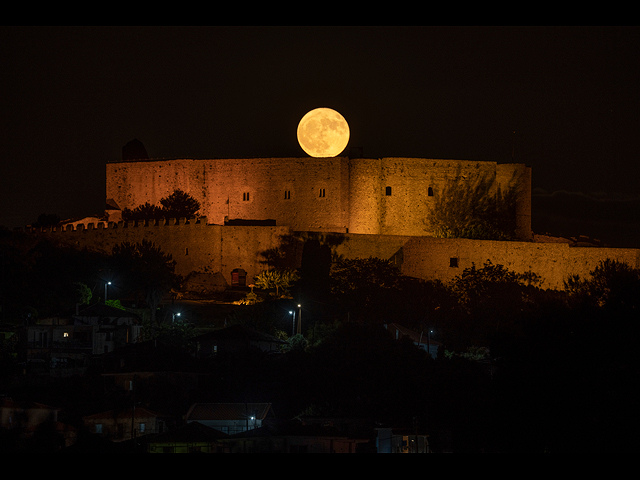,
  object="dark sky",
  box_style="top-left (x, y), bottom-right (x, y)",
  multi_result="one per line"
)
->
top-left (1, 26), bottom-right (639, 247)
